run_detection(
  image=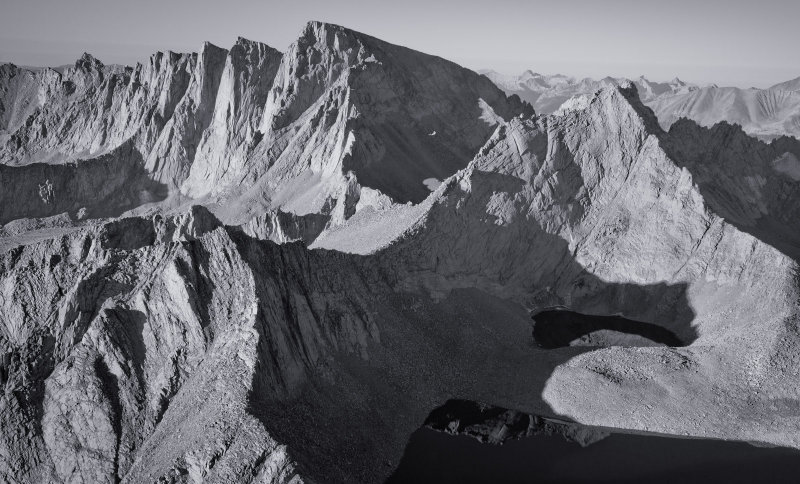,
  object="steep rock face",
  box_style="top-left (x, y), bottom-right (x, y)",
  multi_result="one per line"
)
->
top-left (384, 85), bottom-right (795, 342)
top-left (0, 45), bottom-right (235, 210)
top-left (182, 39), bottom-right (283, 196)
top-left (2, 23), bottom-right (530, 236)
top-left (0, 64), bottom-right (41, 134)
top-left (206, 21), bottom-right (531, 214)
top-left (0, 206), bottom-right (386, 483)
top-left (0, 40), bottom-right (280, 205)
top-left (3, 24), bottom-right (800, 484)
top-left (1, 84), bottom-right (800, 484)
top-left (142, 42), bottom-right (229, 188)
top-left (0, 51), bottom-right (199, 169)
top-left (237, 210), bottom-right (329, 245)
top-left (665, 120), bottom-right (800, 259)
